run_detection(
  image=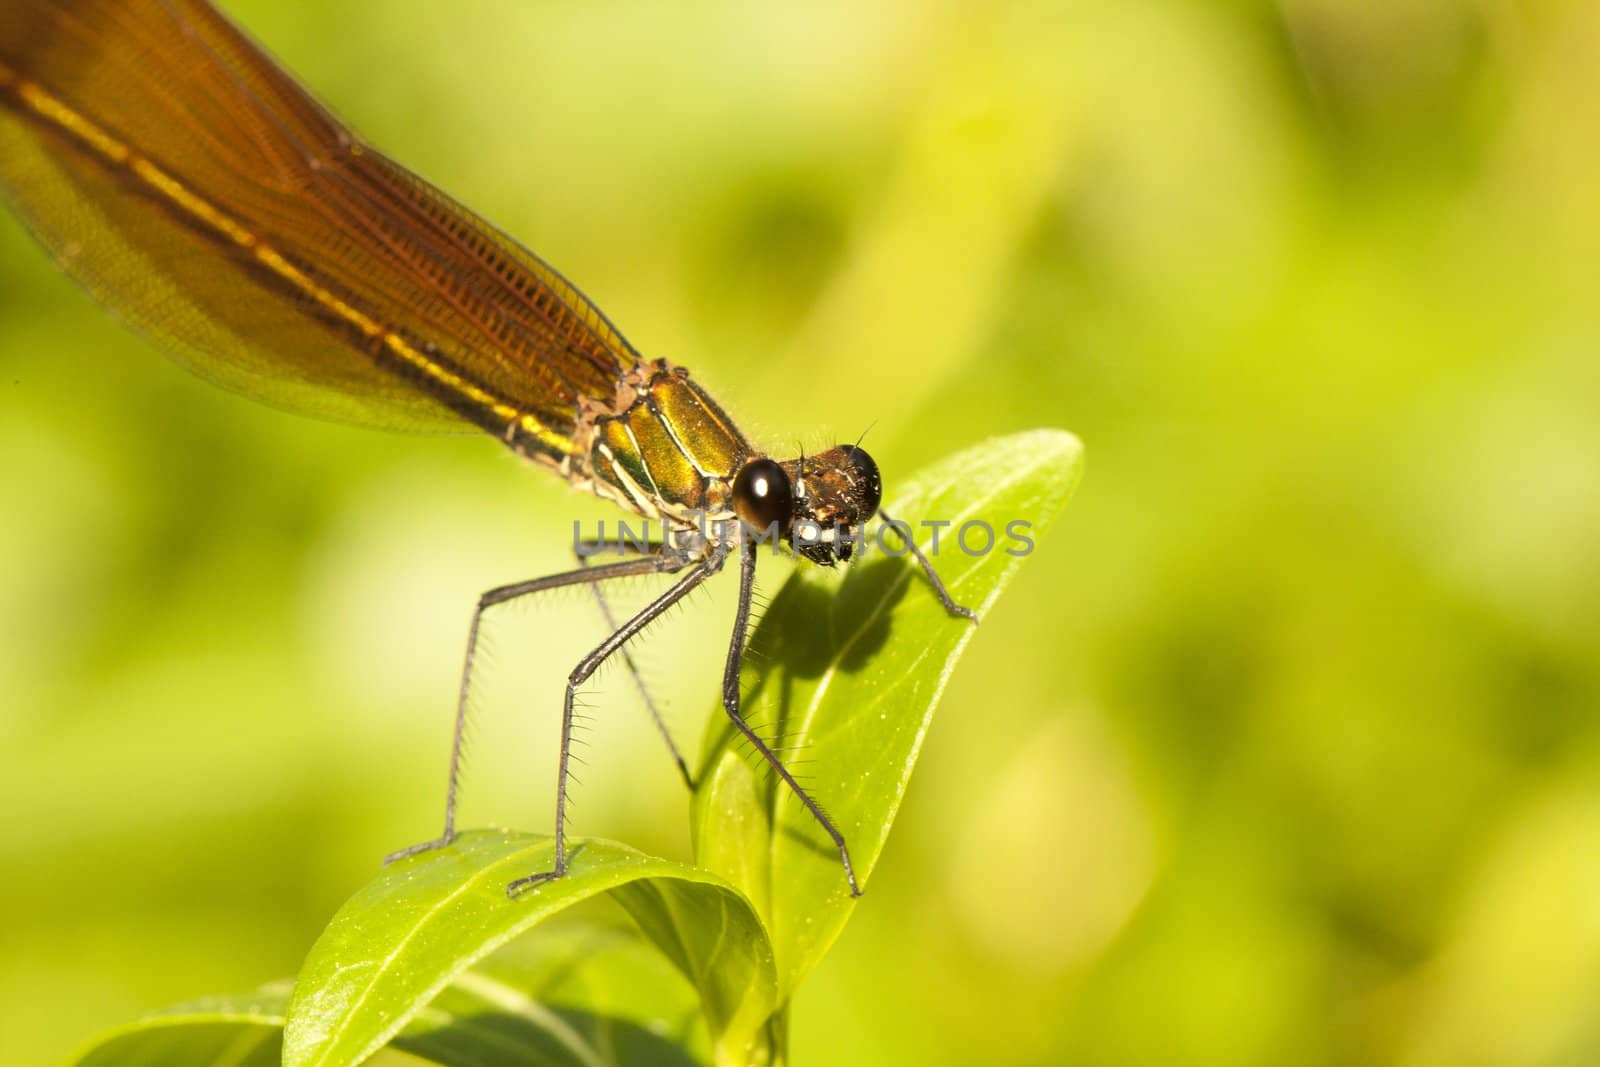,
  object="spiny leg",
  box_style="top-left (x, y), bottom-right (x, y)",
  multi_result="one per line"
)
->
top-left (877, 507), bottom-right (979, 624)
top-left (385, 552), bottom-right (690, 866)
top-left (506, 549), bottom-right (726, 897)
top-left (720, 533), bottom-right (864, 897)
top-left (574, 537), bottom-right (693, 789)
